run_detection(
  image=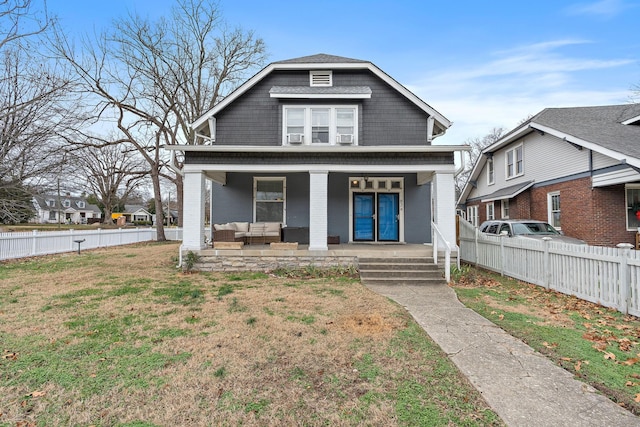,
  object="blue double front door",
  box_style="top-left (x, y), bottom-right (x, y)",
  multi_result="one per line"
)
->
top-left (353, 193), bottom-right (399, 242)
